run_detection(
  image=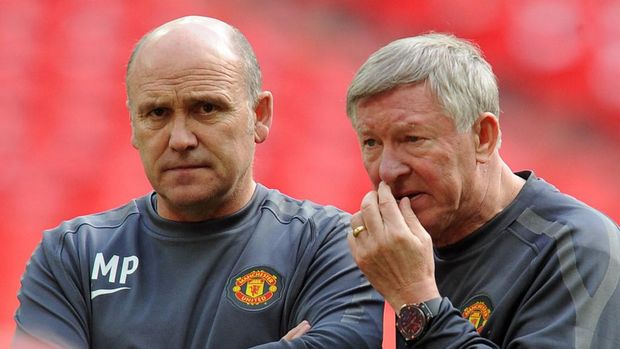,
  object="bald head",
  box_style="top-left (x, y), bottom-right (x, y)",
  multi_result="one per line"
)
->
top-left (126, 16), bottom-right (262, 108)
